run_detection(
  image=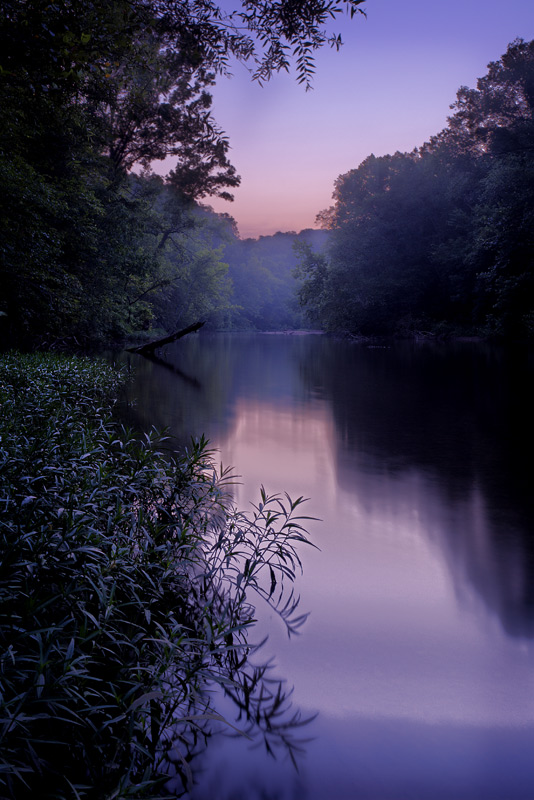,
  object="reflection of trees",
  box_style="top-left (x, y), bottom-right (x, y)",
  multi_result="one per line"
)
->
top-left (114, 333), bottom-right (321, 448)
top-left (112, 338), bottom-right (238, 448)
top-left (138, 350), bottom-right (204, 389)
top-left (298, 339), bottom-right (534, 638)
top-left (115, 333), bottom-right (534, 637)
